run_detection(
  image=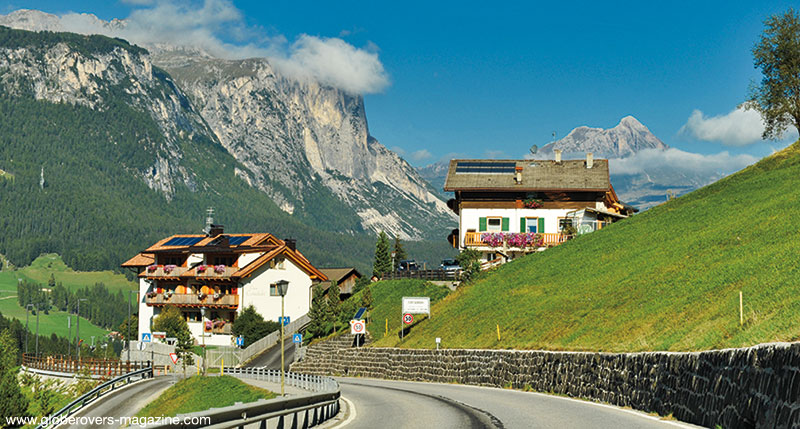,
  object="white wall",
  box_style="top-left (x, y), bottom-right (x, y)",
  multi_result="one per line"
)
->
top-left (137, 278), bottom-right (153, 341)
top-left (459, 207), bottom-right (574, 246)
top-left (188, 322), bottom-right (232, 347)
top-left (238, 252), bottom-right (264, 268)
top-left (187, 253), bottom-right (203, 266)
top-left (239, 259), bottom-right (312, 325)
